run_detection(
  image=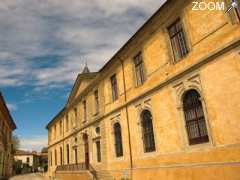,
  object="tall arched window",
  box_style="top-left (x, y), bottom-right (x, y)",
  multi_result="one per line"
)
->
top-left (113, 122), bottom-right (123, 157)
top-left (141, 110), bottom-right (155, 152)
top-left (183, 89), bottom-right (209, 145)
